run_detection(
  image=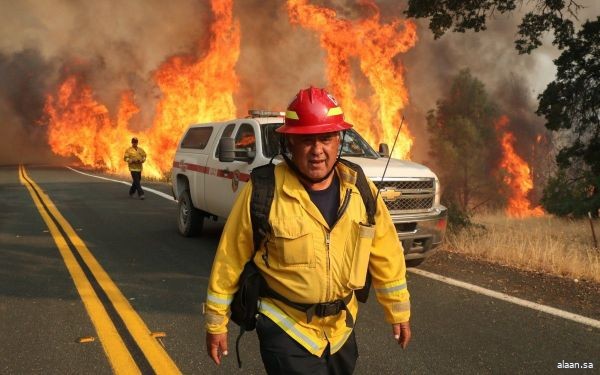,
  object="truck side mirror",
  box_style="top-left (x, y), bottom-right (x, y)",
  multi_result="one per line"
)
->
top-left (218, 137), bottom-right (253, 163)
top-left (379, 143), bottom-right (390, 157)
top-left (218, 137), bottom-right (236, 162)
